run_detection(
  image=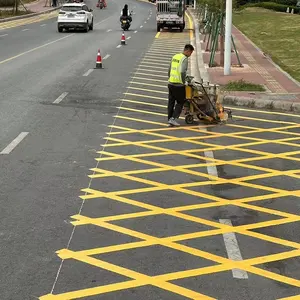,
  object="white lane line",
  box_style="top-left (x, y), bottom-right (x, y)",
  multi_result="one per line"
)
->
top-left (103, 54), bottom-right (110, 59)
top-left (40, 24), bottom-right (46, 27)
top-left (116, 45), bottom-right (121, 48)
top-left (53, 92), bottom-right (68, 104)
top-left (0, 34), bottom-right (8, 37)
top-left (144, 21), bottom-right (147, 23)
top-left (22, 29), bottom-right (30, 31)
top-left (204, 150), bottom-right (218, 177)
top-left (140, 25), bottom-right (143, 28)
top-left (134, 30), bottom-right (138, 33)
top-left (83, 69), bottom-right (94, 76)
top-left (0, 34), bottom-right (75, 65)
top-left (219, 219), bottom-right (249, 279)
top-left (0, 132), bottom-right (29, 155)
top-left (127, 36), bottom-right (131, 40)
top-left (106, 29), bottom-right (112, 32)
